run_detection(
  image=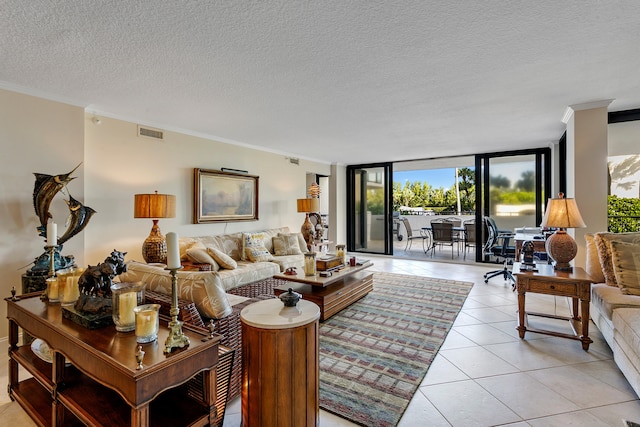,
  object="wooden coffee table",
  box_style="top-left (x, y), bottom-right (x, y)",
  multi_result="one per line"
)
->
top-left (273, 261), bottom-right (373, 321)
